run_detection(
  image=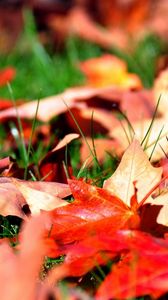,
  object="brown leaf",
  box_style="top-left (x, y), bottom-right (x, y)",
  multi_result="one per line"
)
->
top-left (154, 68), bottom-right (168, 116)
top-left (103, 139), bottom-right (162, 205)
top-left (48, 7), bottom-right (129, 50)
top-left (0, 157), bottom-right (10, 173)
top-left (80, 137), bottom-right (122, 164)
top-left (12, 179), bottom-right (69, 215)
top-left (0, 177), bottom-right (70, 218)
top-left (0, 86), bottom-right (116, 122)
top-left (121, 89), bottom-right (155, 123)
top-left (111, 117), bottom-right (168, 161)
